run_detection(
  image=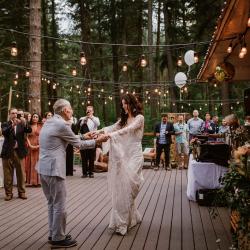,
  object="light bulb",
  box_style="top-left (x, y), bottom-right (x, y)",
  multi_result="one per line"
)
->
top-left (194, 52), bottom-right (199, 63)
top-left (241, 43), bottom-right (247, 55)
top-left (122, 63), bottom-right (128, 72)
top-left (120, 88), bottom-right (124, 94)
top-left (227, 42), bottom-right (232, 53)
top-left (13, 79), bottom-right (18, 85)
top-left (25, 71), bottom-right (30, 77)
top-left (11, 42), bottom-right (17, 56)
top-left (140, 54), bottom-right (147, 67)
top-left (177, 56), bottom-right (182, 67)
top-left (239, 51), bottom-right (245, 58)
top-left (72, 68), bottom-right (77, 76)
top-left (80, 52), bottom-right (87, 65)
top-left (87, 87), bottom-right (91, 92)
